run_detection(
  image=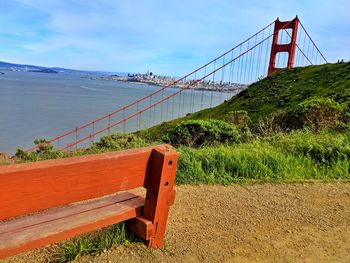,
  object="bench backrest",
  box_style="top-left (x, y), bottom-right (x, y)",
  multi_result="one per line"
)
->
top-left (0, 145), bottom-right (178, 220)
